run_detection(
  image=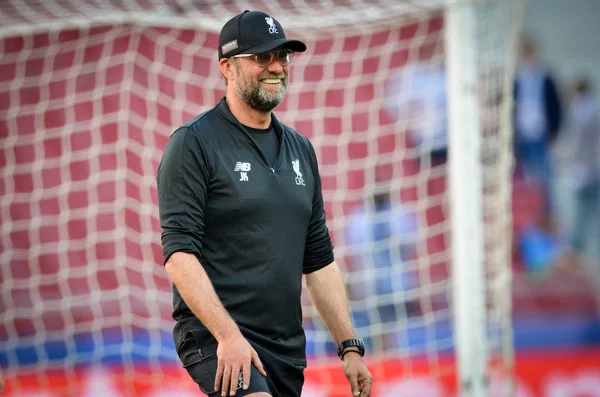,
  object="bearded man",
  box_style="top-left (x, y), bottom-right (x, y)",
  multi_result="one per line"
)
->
top-left (156, 10), bottom-right (372, 397)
